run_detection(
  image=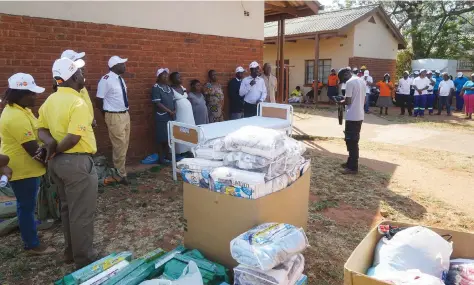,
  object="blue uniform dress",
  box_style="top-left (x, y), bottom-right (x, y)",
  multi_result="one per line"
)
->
top-left (151, 83), bottom-right (175, 143)
top-left (454, 76), bottom-right (469, 111)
